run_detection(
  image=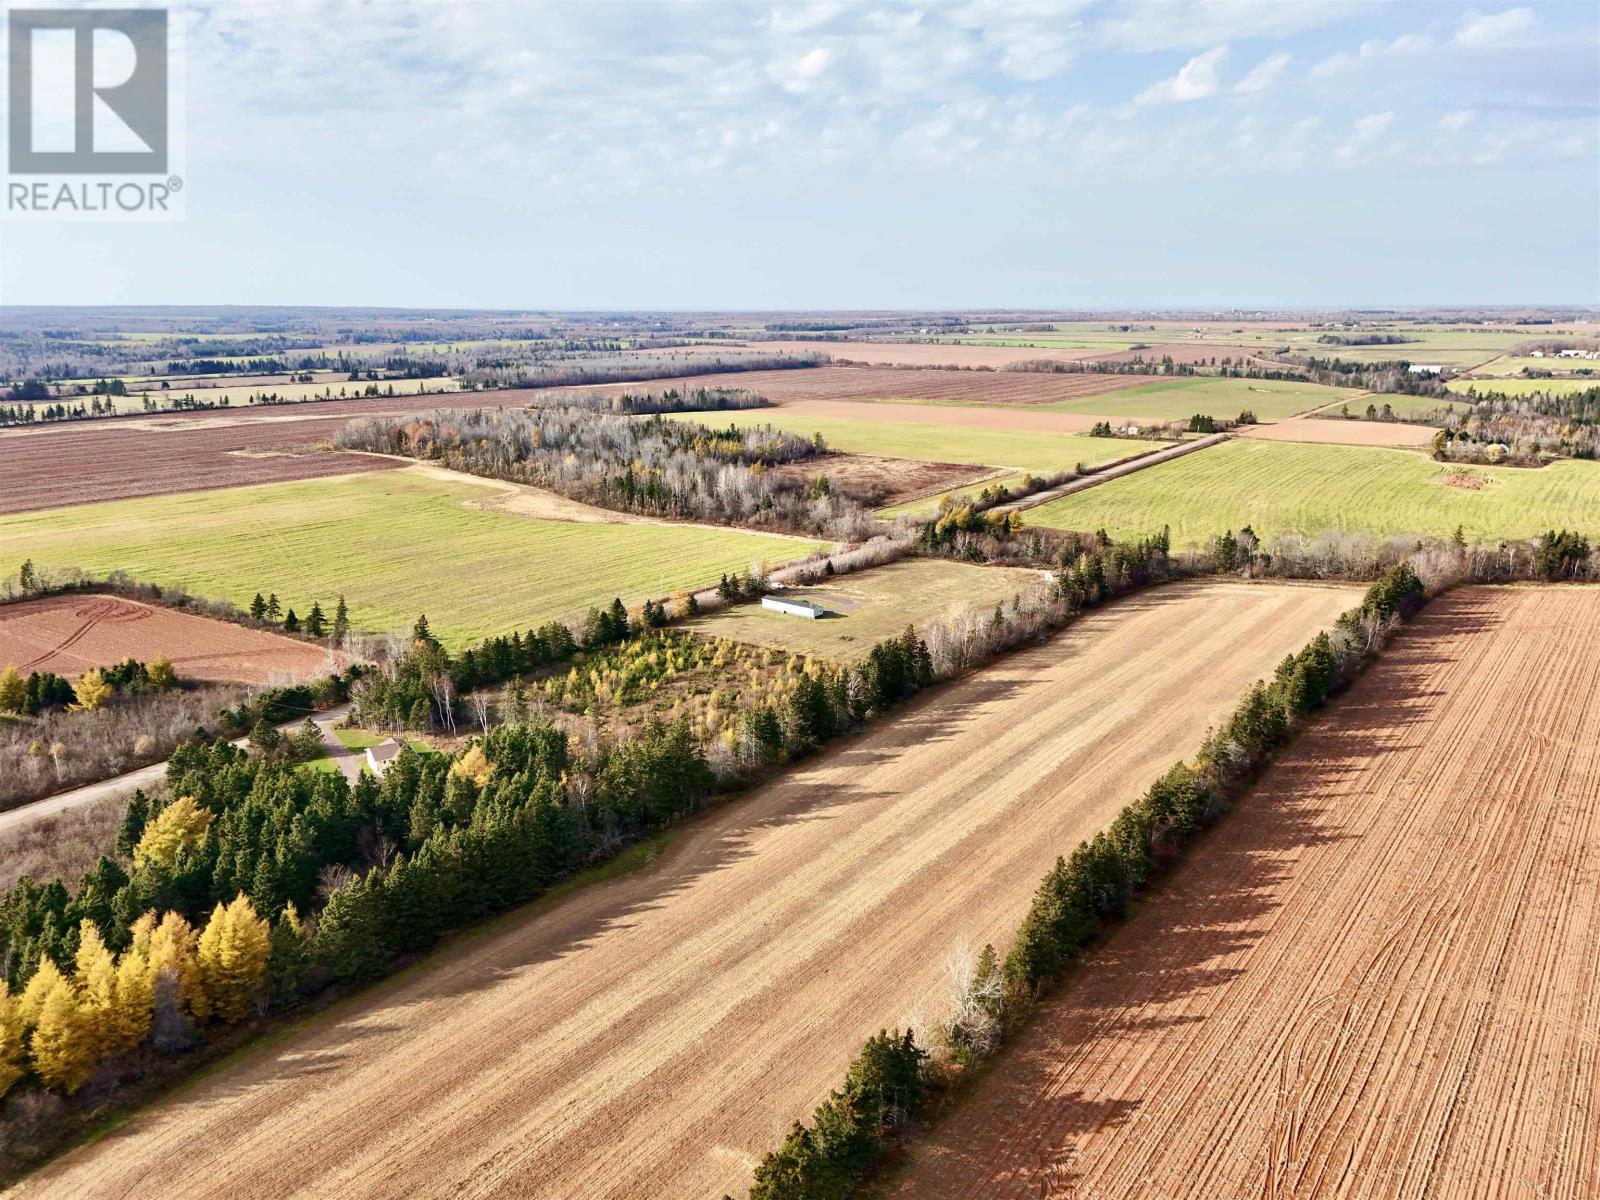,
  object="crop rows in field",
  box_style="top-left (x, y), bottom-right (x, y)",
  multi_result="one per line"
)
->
top-left (891, 586), bottom-right (1600, 1200)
